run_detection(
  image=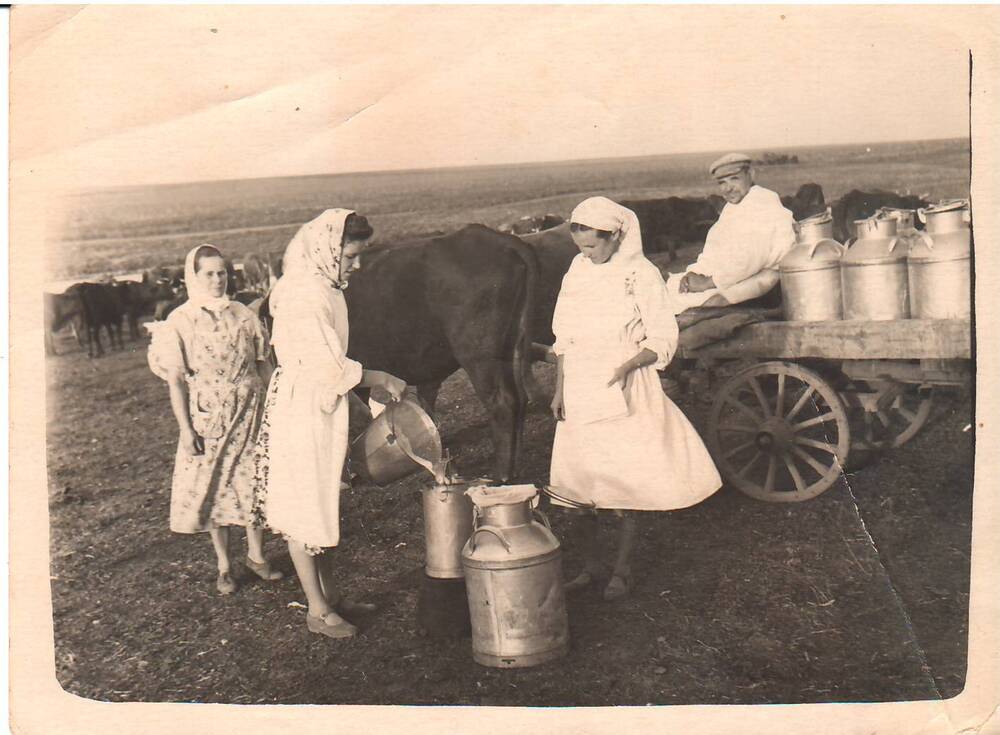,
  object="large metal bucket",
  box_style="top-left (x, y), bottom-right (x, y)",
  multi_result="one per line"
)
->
top-left (422, 479), bottom-right (482, 579)
top-left (349, 399), bottom-right (443, 487)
